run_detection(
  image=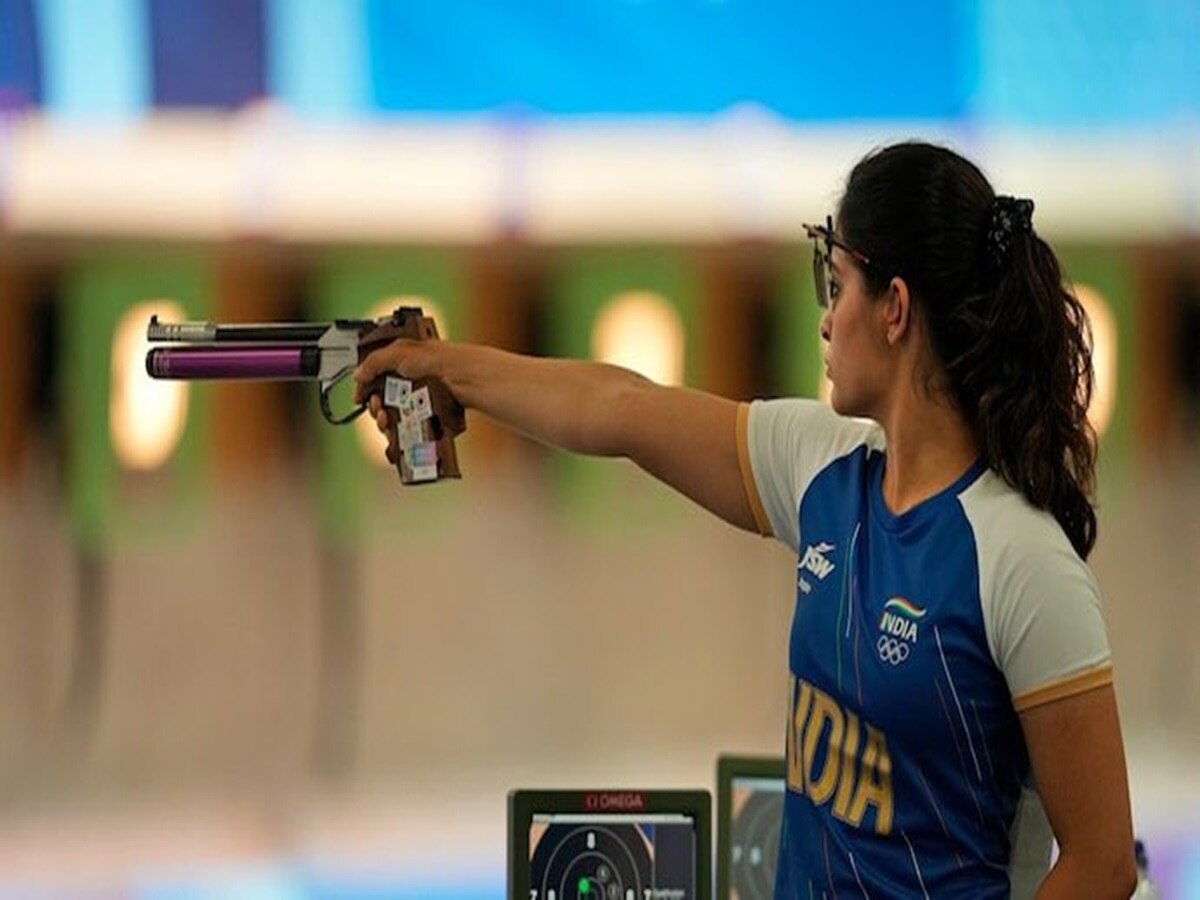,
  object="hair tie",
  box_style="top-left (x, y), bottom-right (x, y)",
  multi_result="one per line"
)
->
top-left (985, 195), bottom-right (1035, 276)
